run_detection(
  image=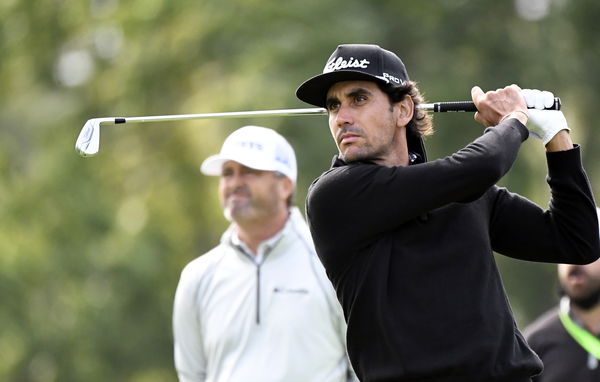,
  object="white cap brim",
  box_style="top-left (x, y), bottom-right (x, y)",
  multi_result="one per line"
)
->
top-left (200, 153), bottom-right (283, 176)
